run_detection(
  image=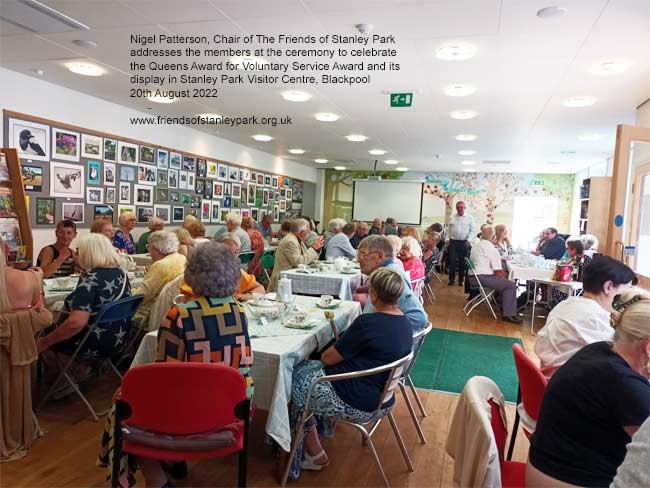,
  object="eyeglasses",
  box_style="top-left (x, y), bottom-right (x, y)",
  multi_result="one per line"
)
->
top-left (358, 250), bottom-right (379, 259)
